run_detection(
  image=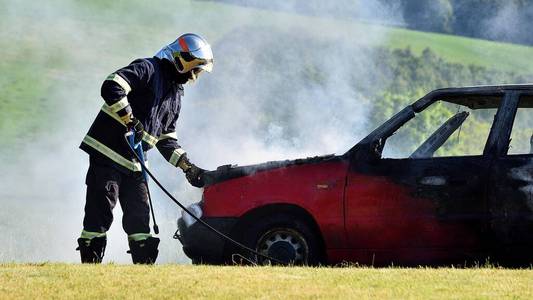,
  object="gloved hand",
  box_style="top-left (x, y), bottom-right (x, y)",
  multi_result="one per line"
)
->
top-left (186, 165), bottom-right (206, 188)
top-left (178, 154), bottom-right (206, 188)
top-left (126, 117), bottom-right (144, 144)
